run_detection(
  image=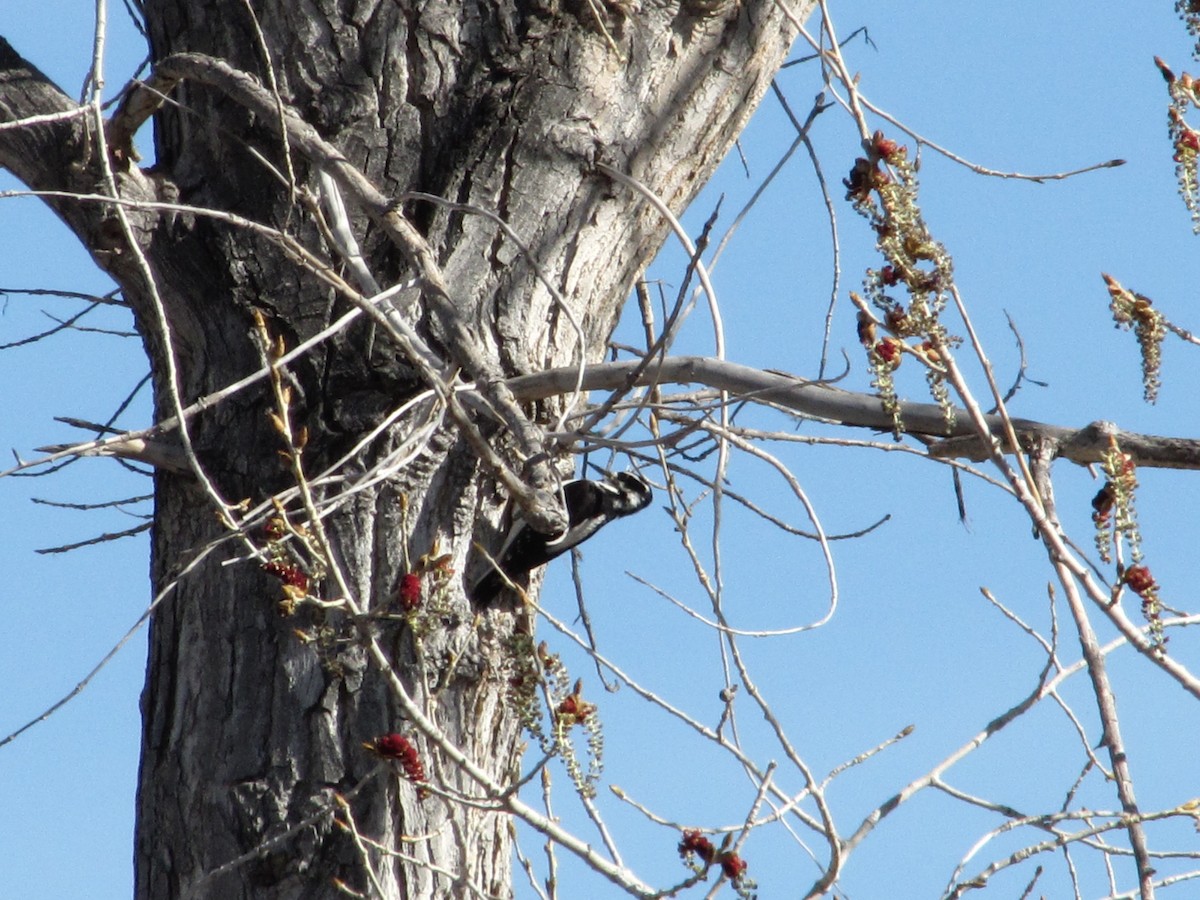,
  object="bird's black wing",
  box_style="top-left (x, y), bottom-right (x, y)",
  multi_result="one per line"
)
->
top-left (473, 480), bottom-right (608, 604)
